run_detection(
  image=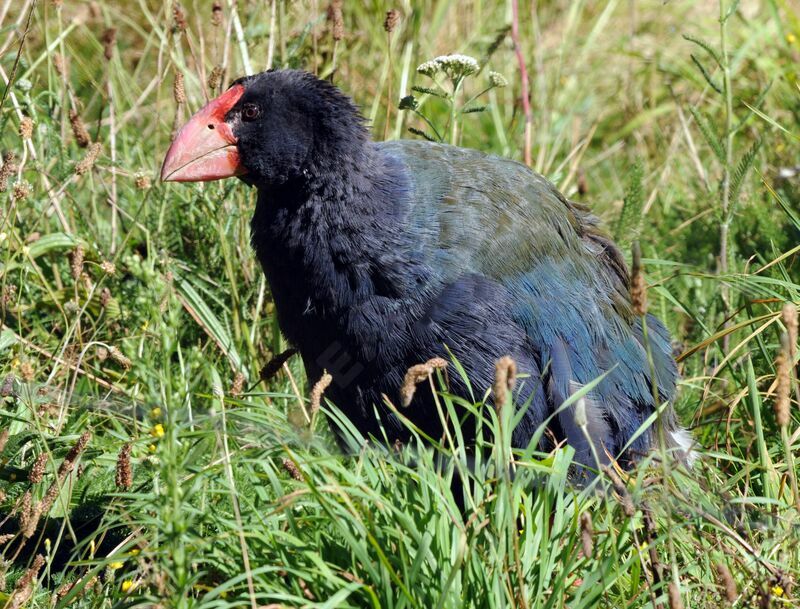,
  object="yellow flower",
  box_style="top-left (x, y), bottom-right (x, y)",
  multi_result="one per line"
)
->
top-left (772, 585), bottom-right (784, 597)
top-left (109, 561), bottom-right (124, 570)
top-left (787, 33), bottom-right (797, 44)
top-left (129, 548), bottom-right (140, 556)
top-left (150, 423), bottom-right (165, 438)
top-left (148, 444), bottom-right (157, 453)
top-left (121, 580), bottom-right (134, 593)
top-left (150, 407), bottom-right (162, 418)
